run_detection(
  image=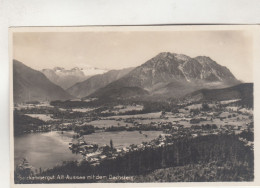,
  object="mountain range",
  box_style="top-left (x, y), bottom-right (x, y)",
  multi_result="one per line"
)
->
top-left (13, 52), bottom-right (245, 103)
top-left (13, 60), bottom-right (73, 103)
top-left (42, 66), bottom-right (109, 89)
top-left (86, 52), bottom-right (240, 100)
top-left (66, 67), bottom-right (134, 98)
